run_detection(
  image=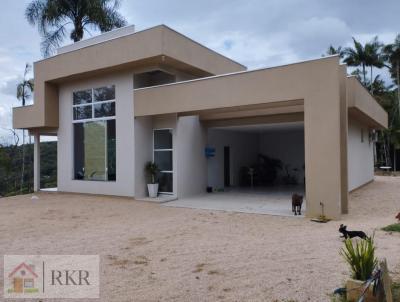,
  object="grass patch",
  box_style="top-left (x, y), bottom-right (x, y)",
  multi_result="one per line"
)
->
top-left (382, 223), bottom-right (400, 232)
